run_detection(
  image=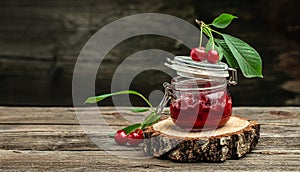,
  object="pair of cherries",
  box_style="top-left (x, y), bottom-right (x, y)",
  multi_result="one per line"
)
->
top-left (190, 47), bottom-right (219, 64)
top-left (114, 129), bottom-right (144, 146)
